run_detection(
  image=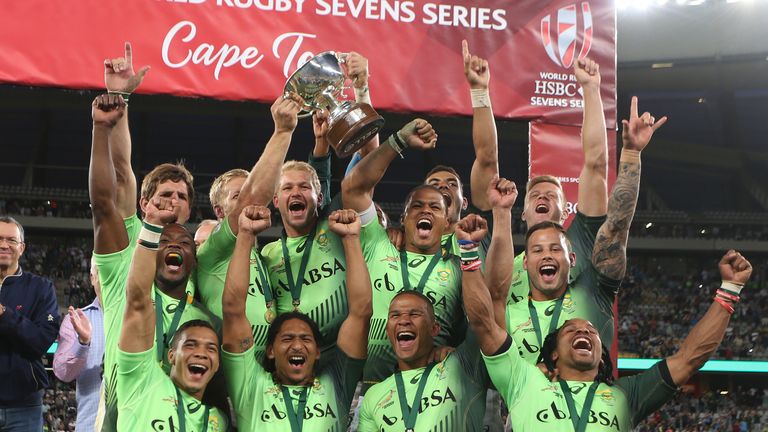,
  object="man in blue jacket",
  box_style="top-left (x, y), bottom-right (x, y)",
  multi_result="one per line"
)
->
top-left (0, 216), bottom-right (60, 431)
